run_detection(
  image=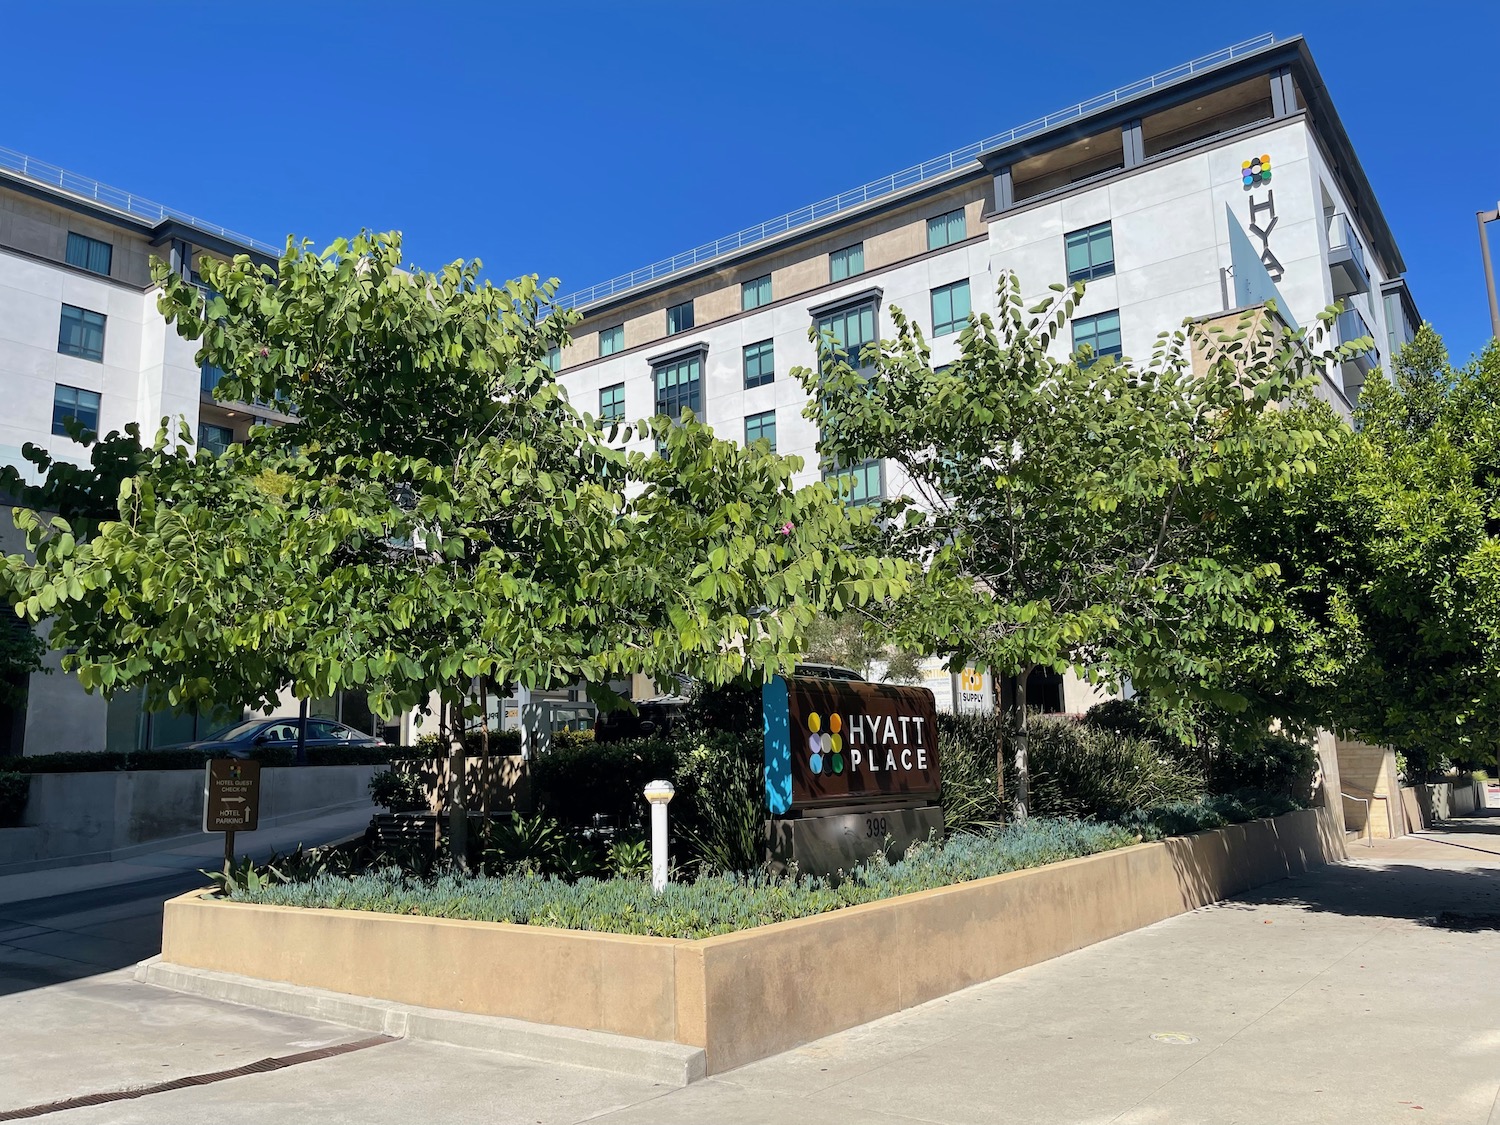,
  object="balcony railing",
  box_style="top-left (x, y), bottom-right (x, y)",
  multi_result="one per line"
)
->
top-left (554, 34), bottom-right (1277, 310)
top-left (1337, 305), bottom-right (1374, 350)
top-left (1327, 213), bottom-right (1368, 274)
